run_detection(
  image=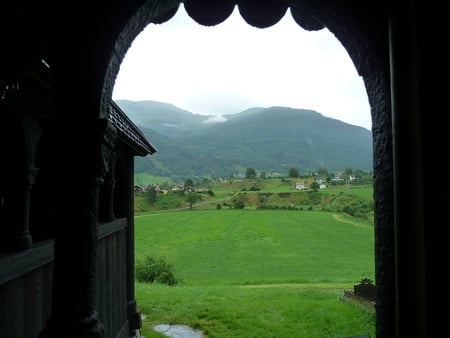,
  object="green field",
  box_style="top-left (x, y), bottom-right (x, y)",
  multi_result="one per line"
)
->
top-left (134, 209), bottom-right (375, 337)
top-left (135, 172), bottom-right (174, 186)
